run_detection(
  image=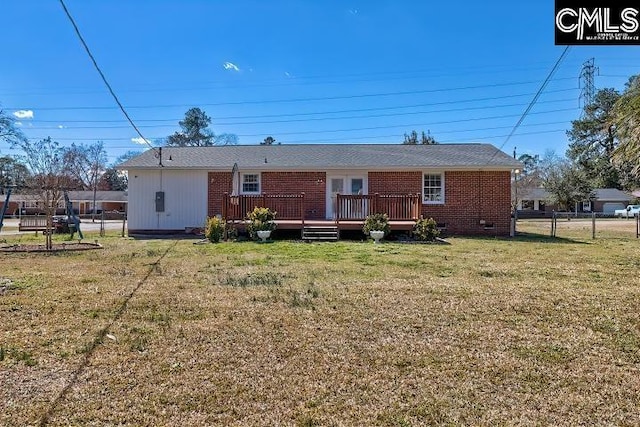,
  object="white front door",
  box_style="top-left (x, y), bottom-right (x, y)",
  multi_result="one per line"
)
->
top-left (326, 175), bottom-right (367, 219)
